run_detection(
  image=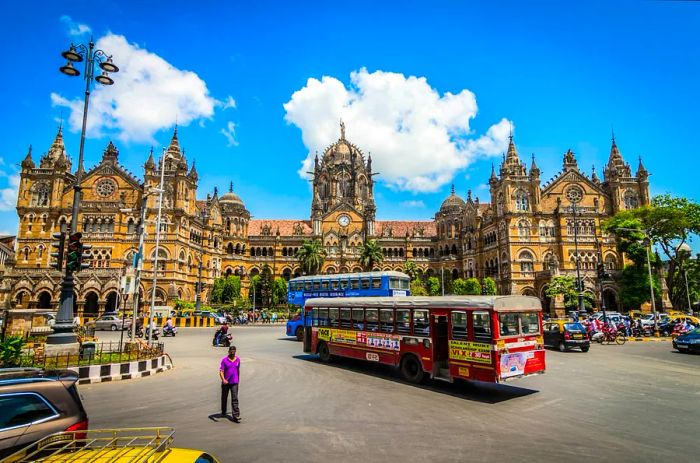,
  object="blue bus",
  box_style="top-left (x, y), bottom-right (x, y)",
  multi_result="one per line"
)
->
top-left (285, 271), bottom-right (411, 340)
